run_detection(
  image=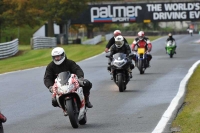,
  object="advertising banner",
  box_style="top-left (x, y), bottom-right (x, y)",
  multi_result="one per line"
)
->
top-left (71, 2), bottom-right (200, 24)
